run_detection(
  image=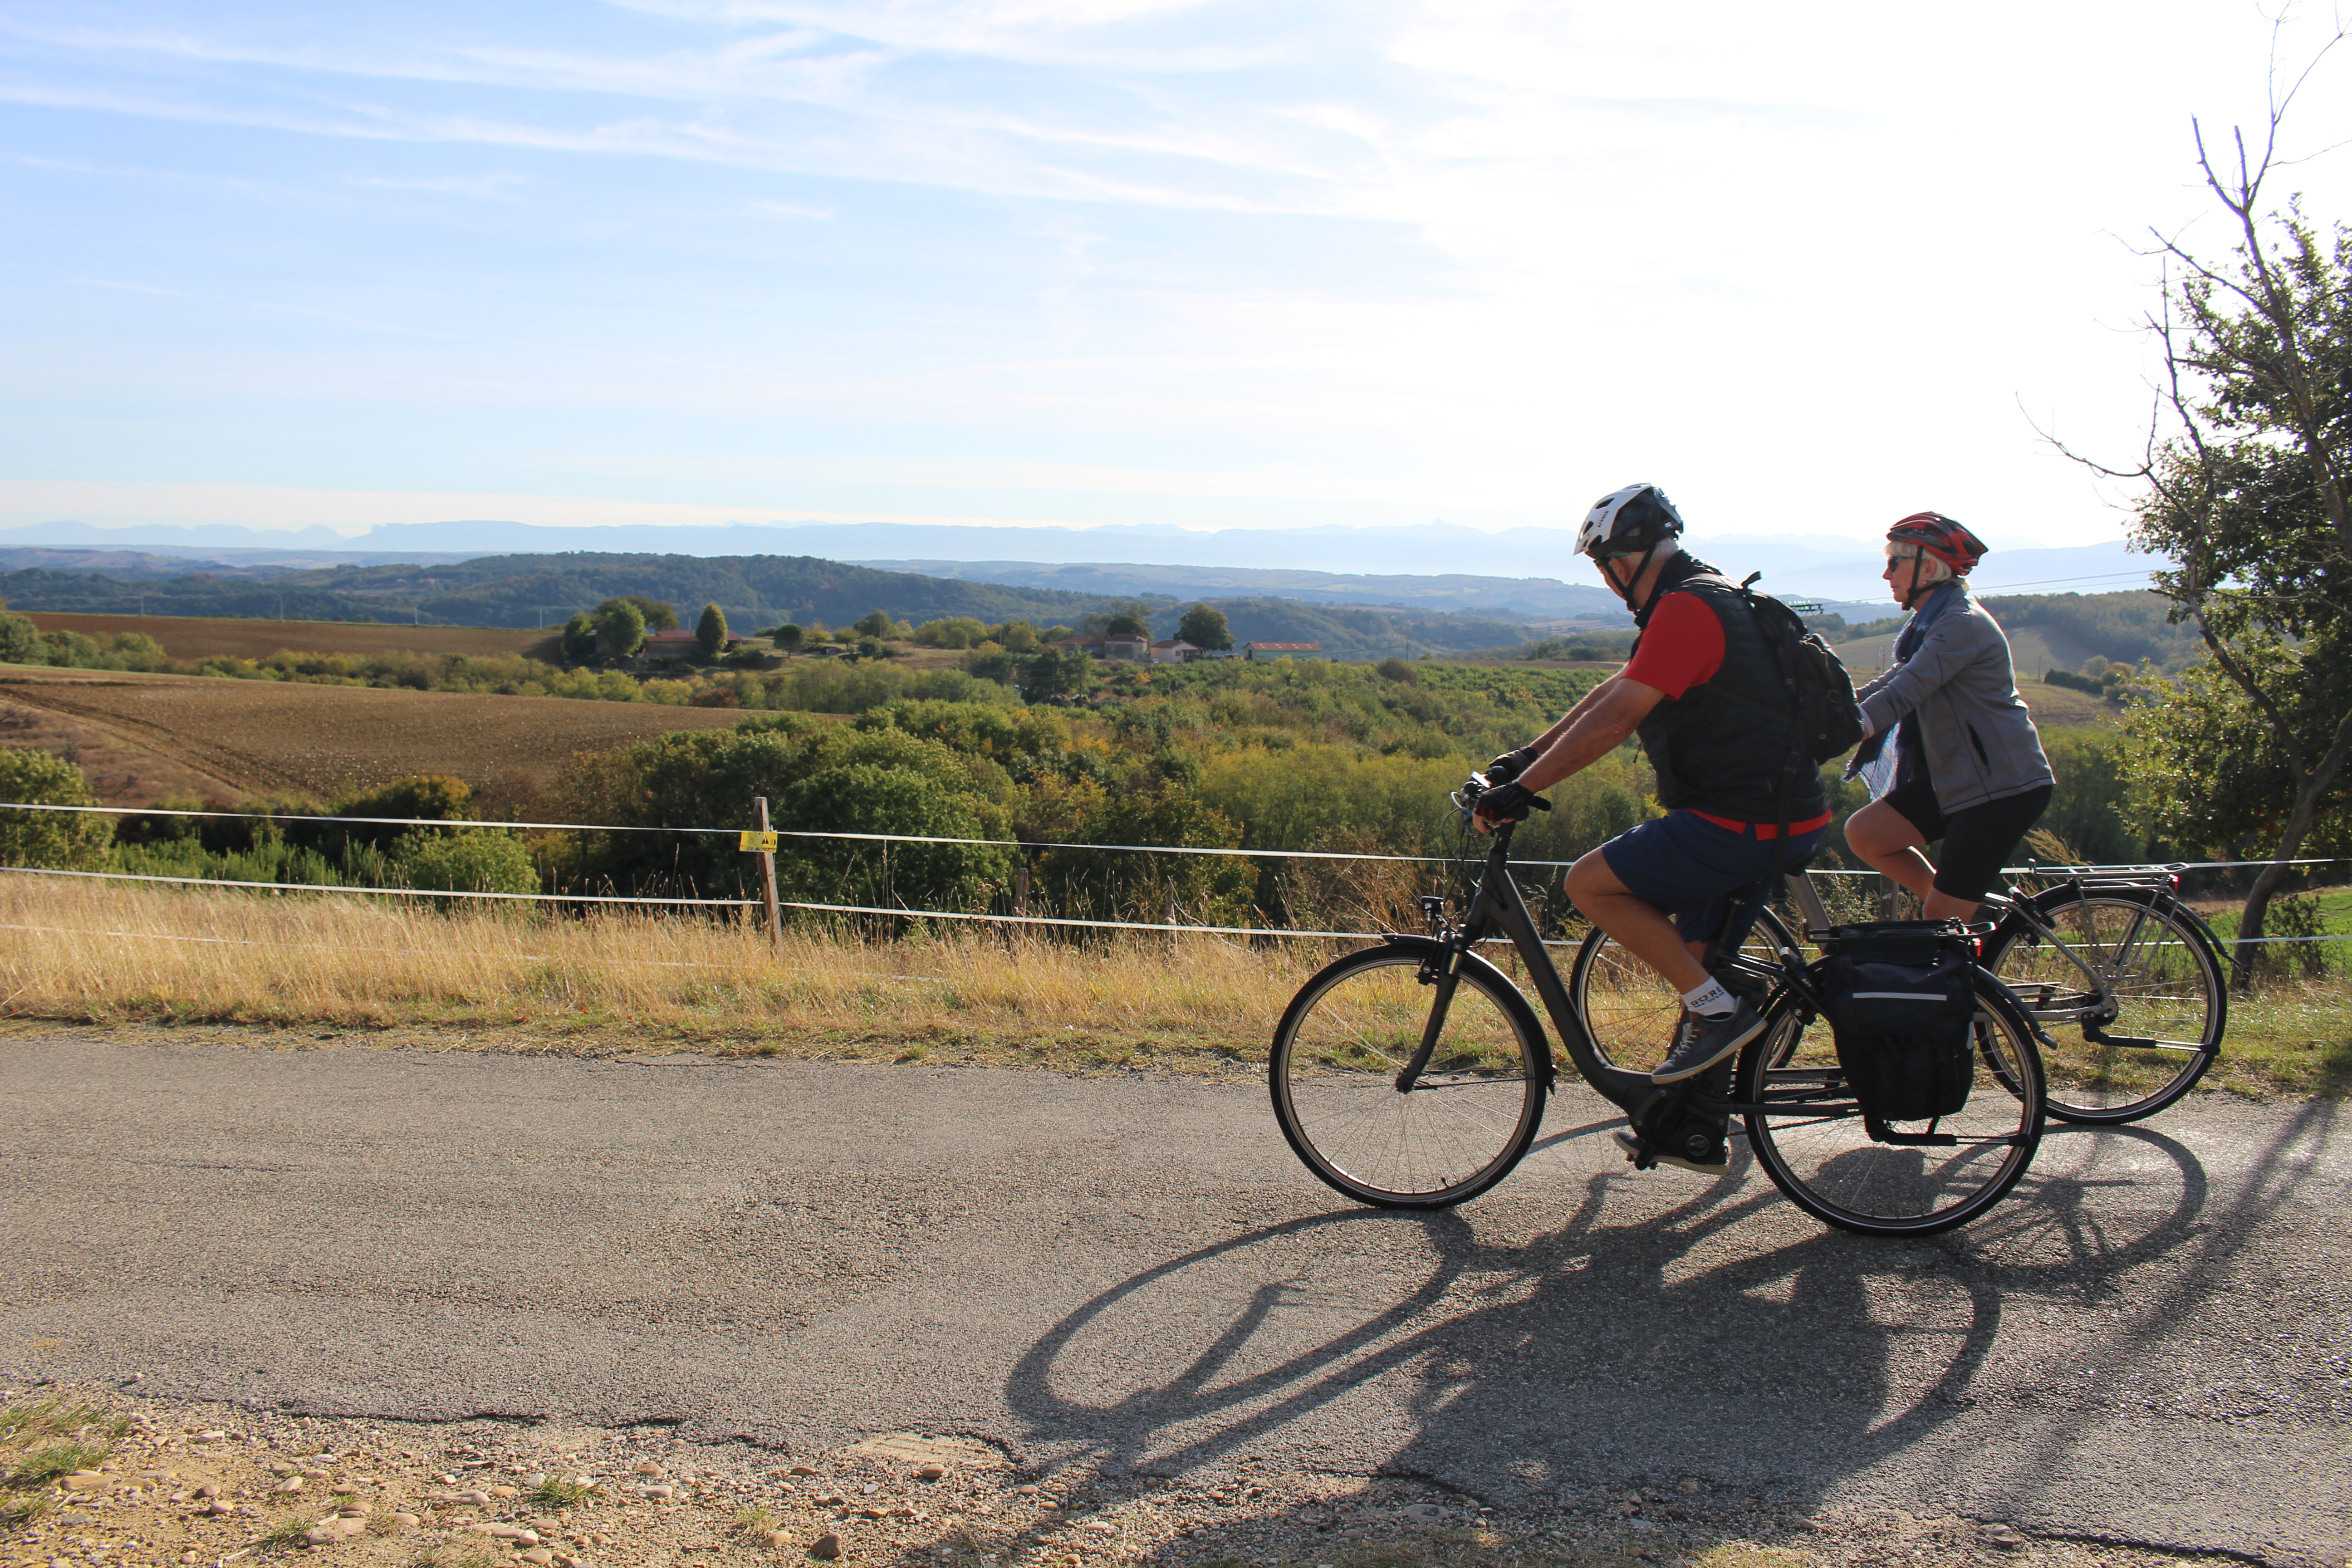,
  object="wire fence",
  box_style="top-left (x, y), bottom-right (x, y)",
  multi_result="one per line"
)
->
top-left (2, 799), bottom-right (2346, 947)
